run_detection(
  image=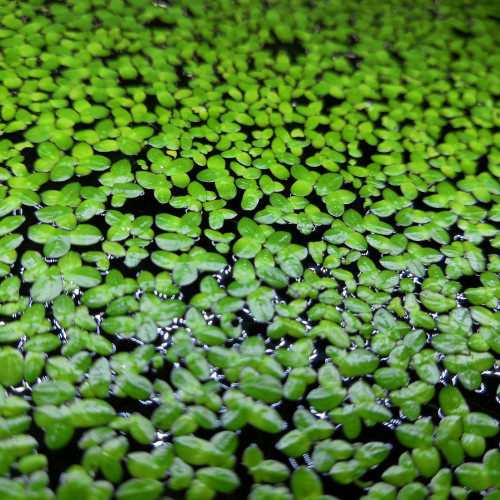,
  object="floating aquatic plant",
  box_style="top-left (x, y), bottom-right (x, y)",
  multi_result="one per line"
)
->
top-left (0, 0), bottom-right (499, 498)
